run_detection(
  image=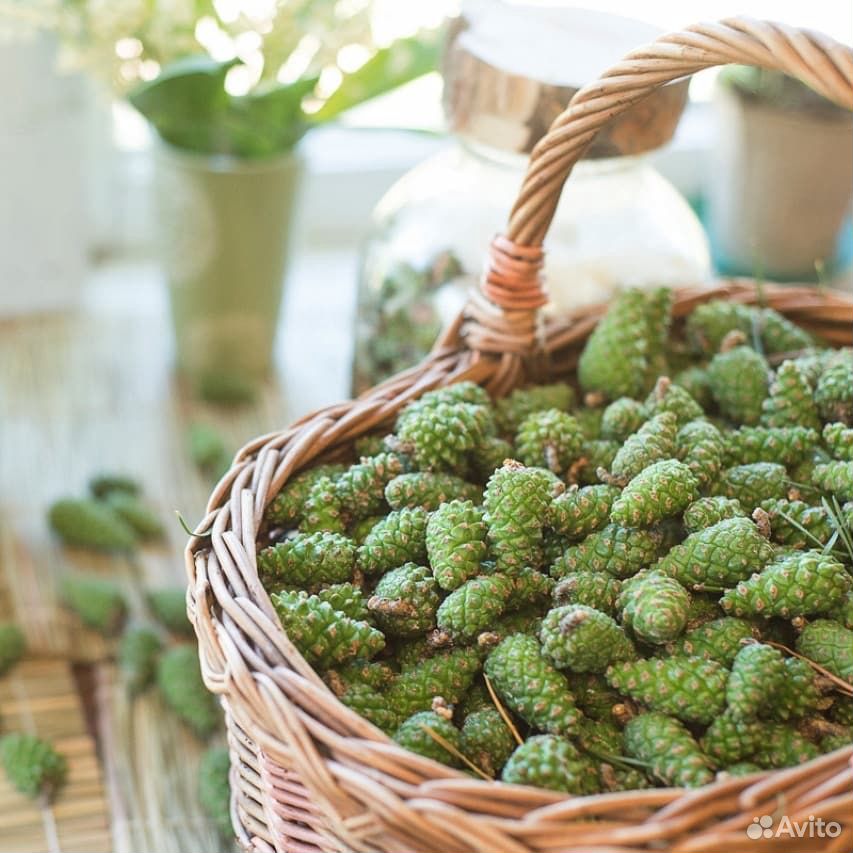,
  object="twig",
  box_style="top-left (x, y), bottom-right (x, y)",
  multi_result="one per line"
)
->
top-left (417, 724), bottom-right (492, 781)
top-left (764, 640), bottom-right (853, 696)
top-left (483, 675), bottom-right (523, 746)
